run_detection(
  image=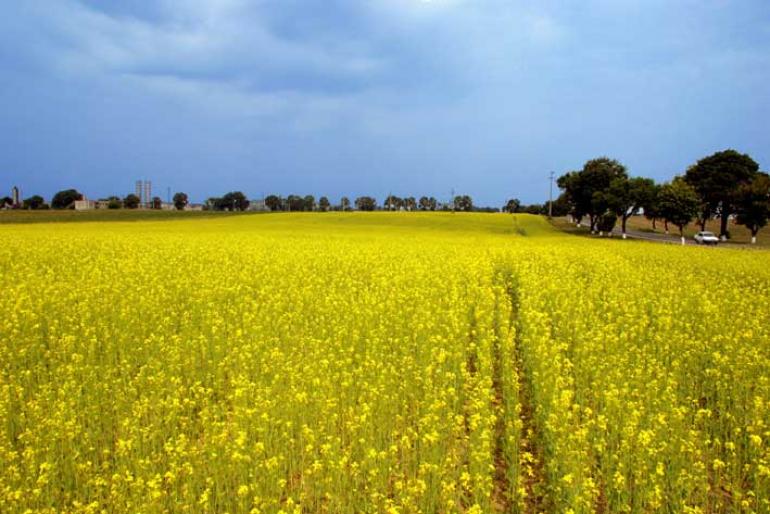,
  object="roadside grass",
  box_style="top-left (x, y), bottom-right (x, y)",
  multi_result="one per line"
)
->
top-left (550, 216), bottom-right (770, 248)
